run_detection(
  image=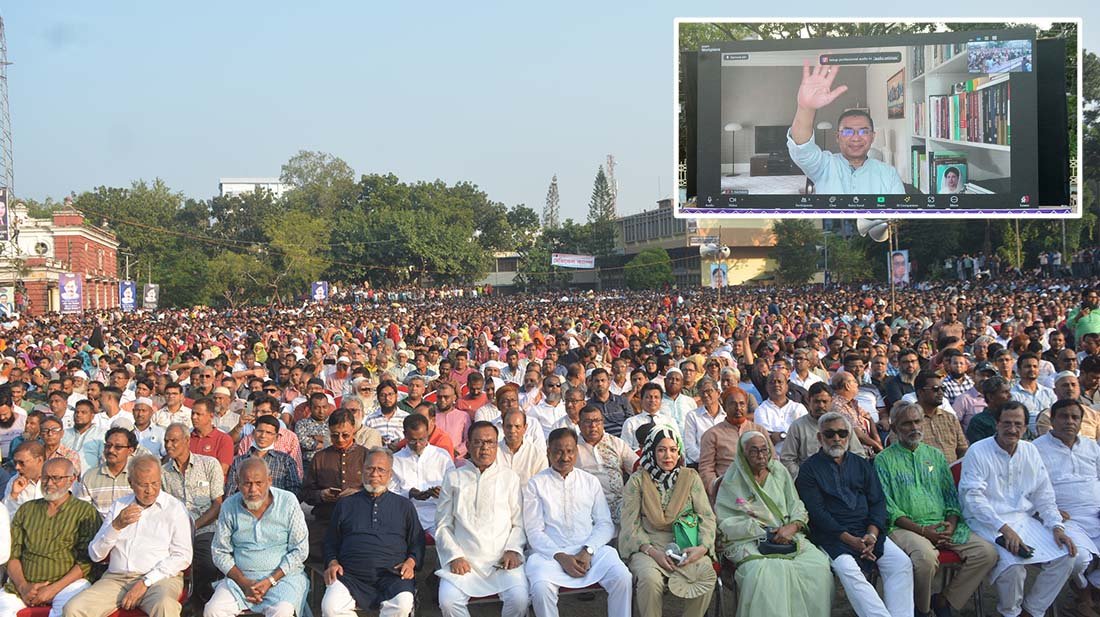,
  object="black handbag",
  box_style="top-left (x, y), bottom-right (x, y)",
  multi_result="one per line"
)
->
top-left (757, 529), bottom-right (797, 555)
